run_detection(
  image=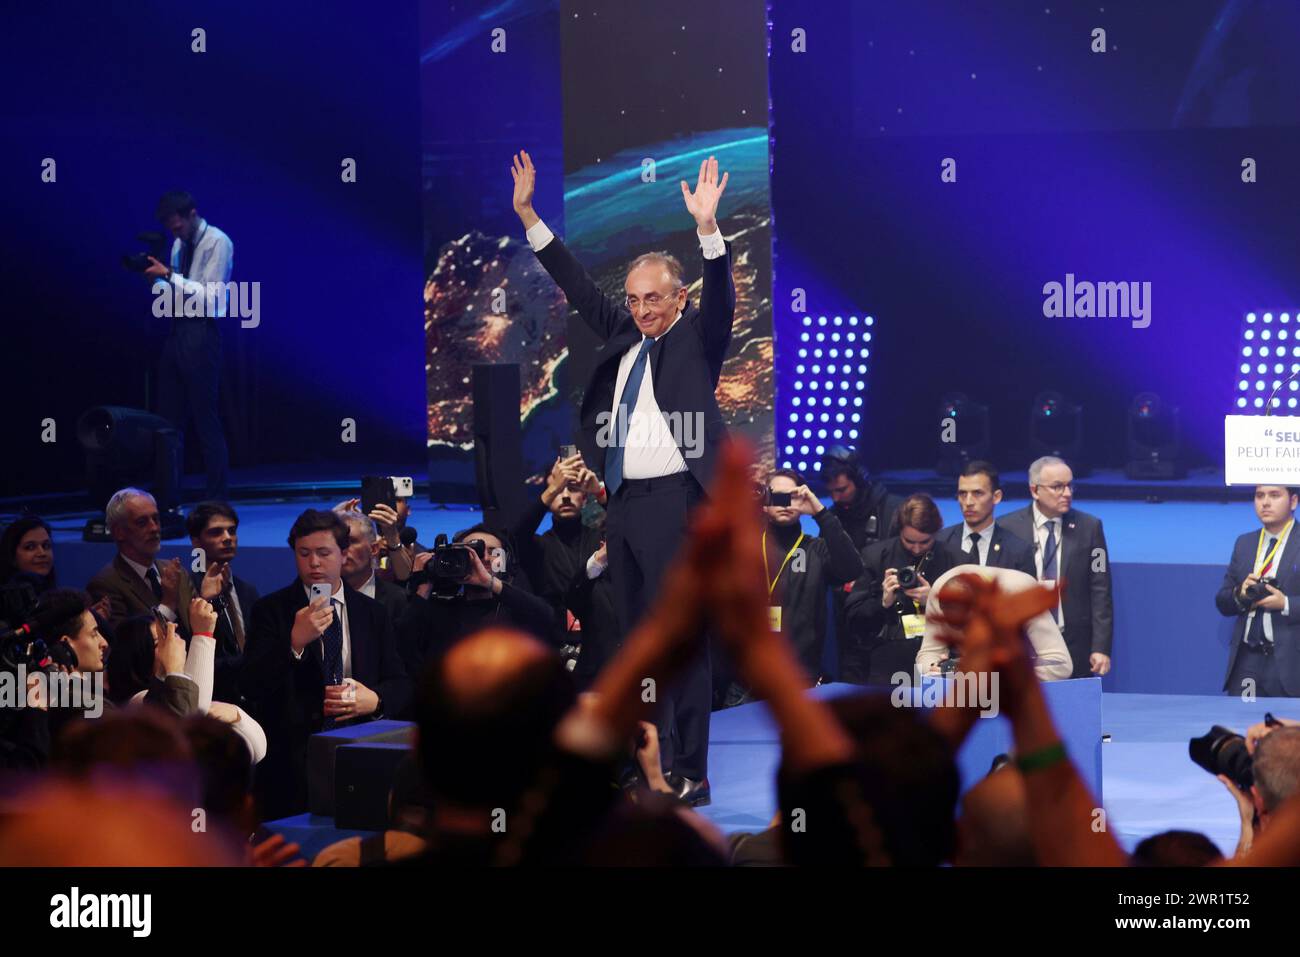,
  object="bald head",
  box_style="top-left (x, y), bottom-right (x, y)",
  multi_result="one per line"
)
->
top-left (956, 768), bottom-right (1036, 867)
top-left (416, 628), bottom-right (575, 809)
